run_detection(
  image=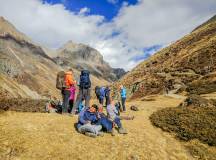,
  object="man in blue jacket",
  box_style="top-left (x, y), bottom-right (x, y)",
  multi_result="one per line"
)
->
top-left (120, 85), bottom-right (127, 112)
top-left (77, 104), bottom-right (103, 137)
